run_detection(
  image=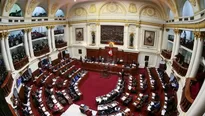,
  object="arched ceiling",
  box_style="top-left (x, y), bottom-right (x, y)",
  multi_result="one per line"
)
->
top-left (2, 0), bottom-right (202, 18)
